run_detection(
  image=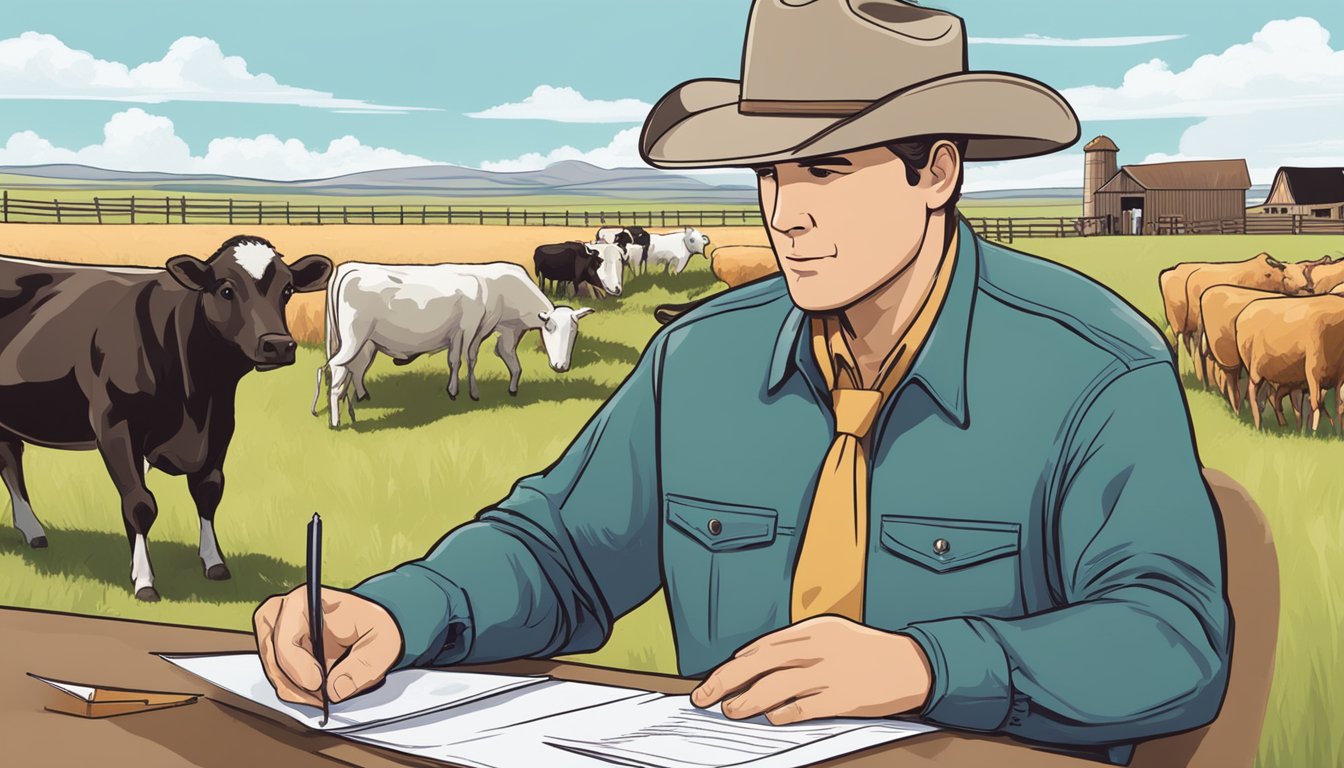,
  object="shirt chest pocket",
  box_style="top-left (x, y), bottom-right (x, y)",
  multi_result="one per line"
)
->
top-left (661, 495), bottom-right (790, 651)
top-left (866, 515), bottom-right (1025, 626)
